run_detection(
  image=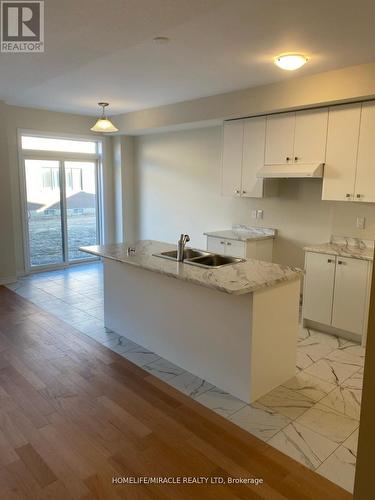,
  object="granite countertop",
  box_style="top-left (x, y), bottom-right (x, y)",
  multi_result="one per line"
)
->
top-left (80, 240), bottom-right (301, 296)
top-left (304, 236), bottom-right (374, 262)
top-left (204, 225), bottom-right (276, 242)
